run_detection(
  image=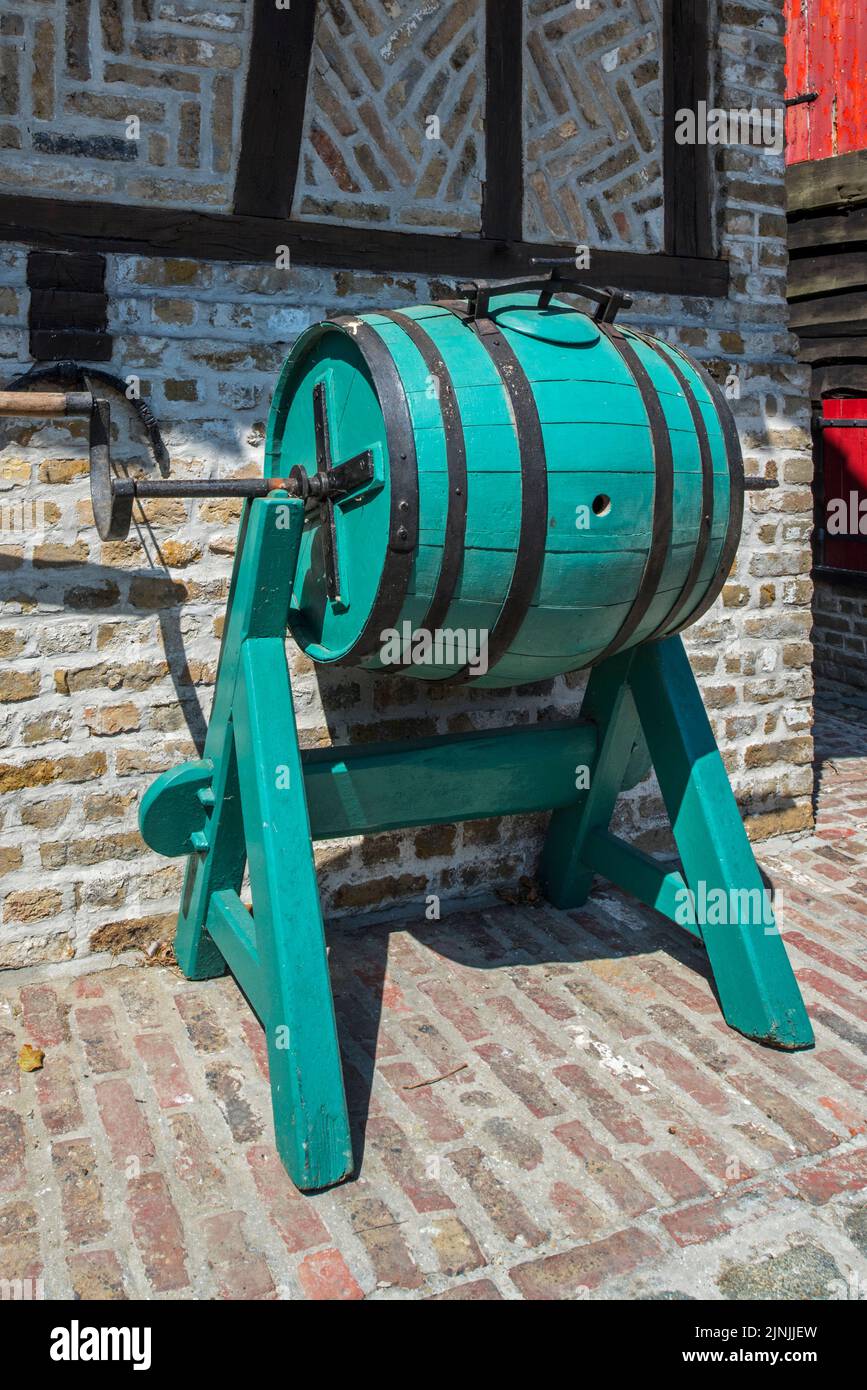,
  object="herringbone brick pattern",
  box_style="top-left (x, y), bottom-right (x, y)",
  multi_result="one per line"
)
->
top-left (1, 689), bottom-right (865, 1299)
top-left (0, 0), bottom-right (250, 210)
top-left (292, 0), bottom-right (485, 232)
top-left (524, 0), bottom-right (665, 250)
